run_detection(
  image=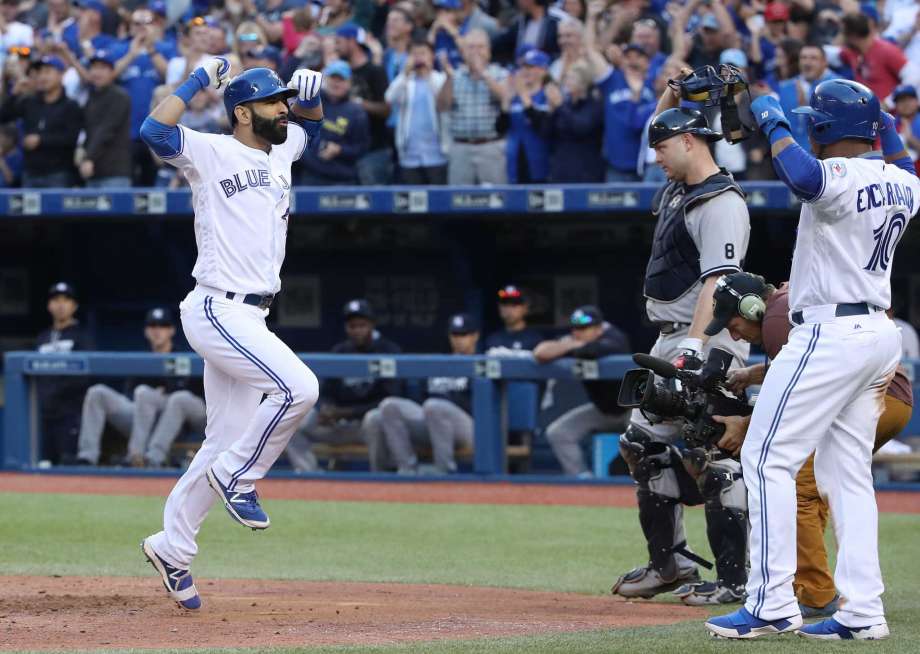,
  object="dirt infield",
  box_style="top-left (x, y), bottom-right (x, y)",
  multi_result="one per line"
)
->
top-left (1, 473), bottom-right (918, 512)
top-left (0, 576), bottom-right (703, 651)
